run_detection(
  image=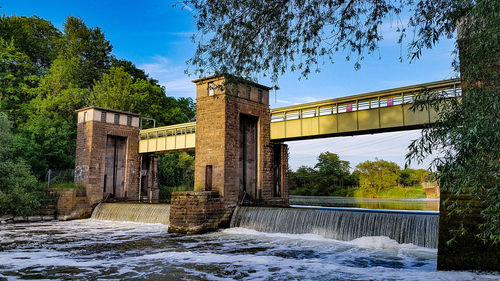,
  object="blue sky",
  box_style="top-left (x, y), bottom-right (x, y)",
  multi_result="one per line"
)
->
top-left (2, 1), bottom-right (457, 170)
